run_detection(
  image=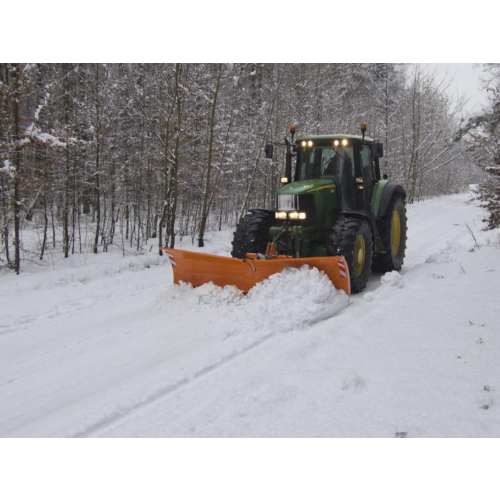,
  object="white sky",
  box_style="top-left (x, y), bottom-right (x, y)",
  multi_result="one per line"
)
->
top-left (424, 63), bottom-right (488, 115)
